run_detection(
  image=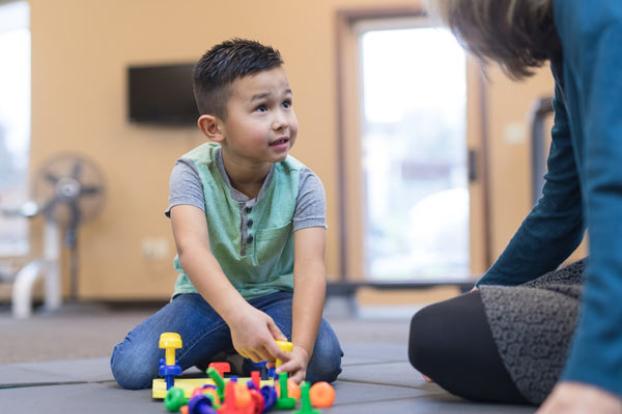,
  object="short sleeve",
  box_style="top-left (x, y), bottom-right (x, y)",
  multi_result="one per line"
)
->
top-left (293, 168), bottom-right (327, 231)
top-left (164, 159), bottom-right (205, 218)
